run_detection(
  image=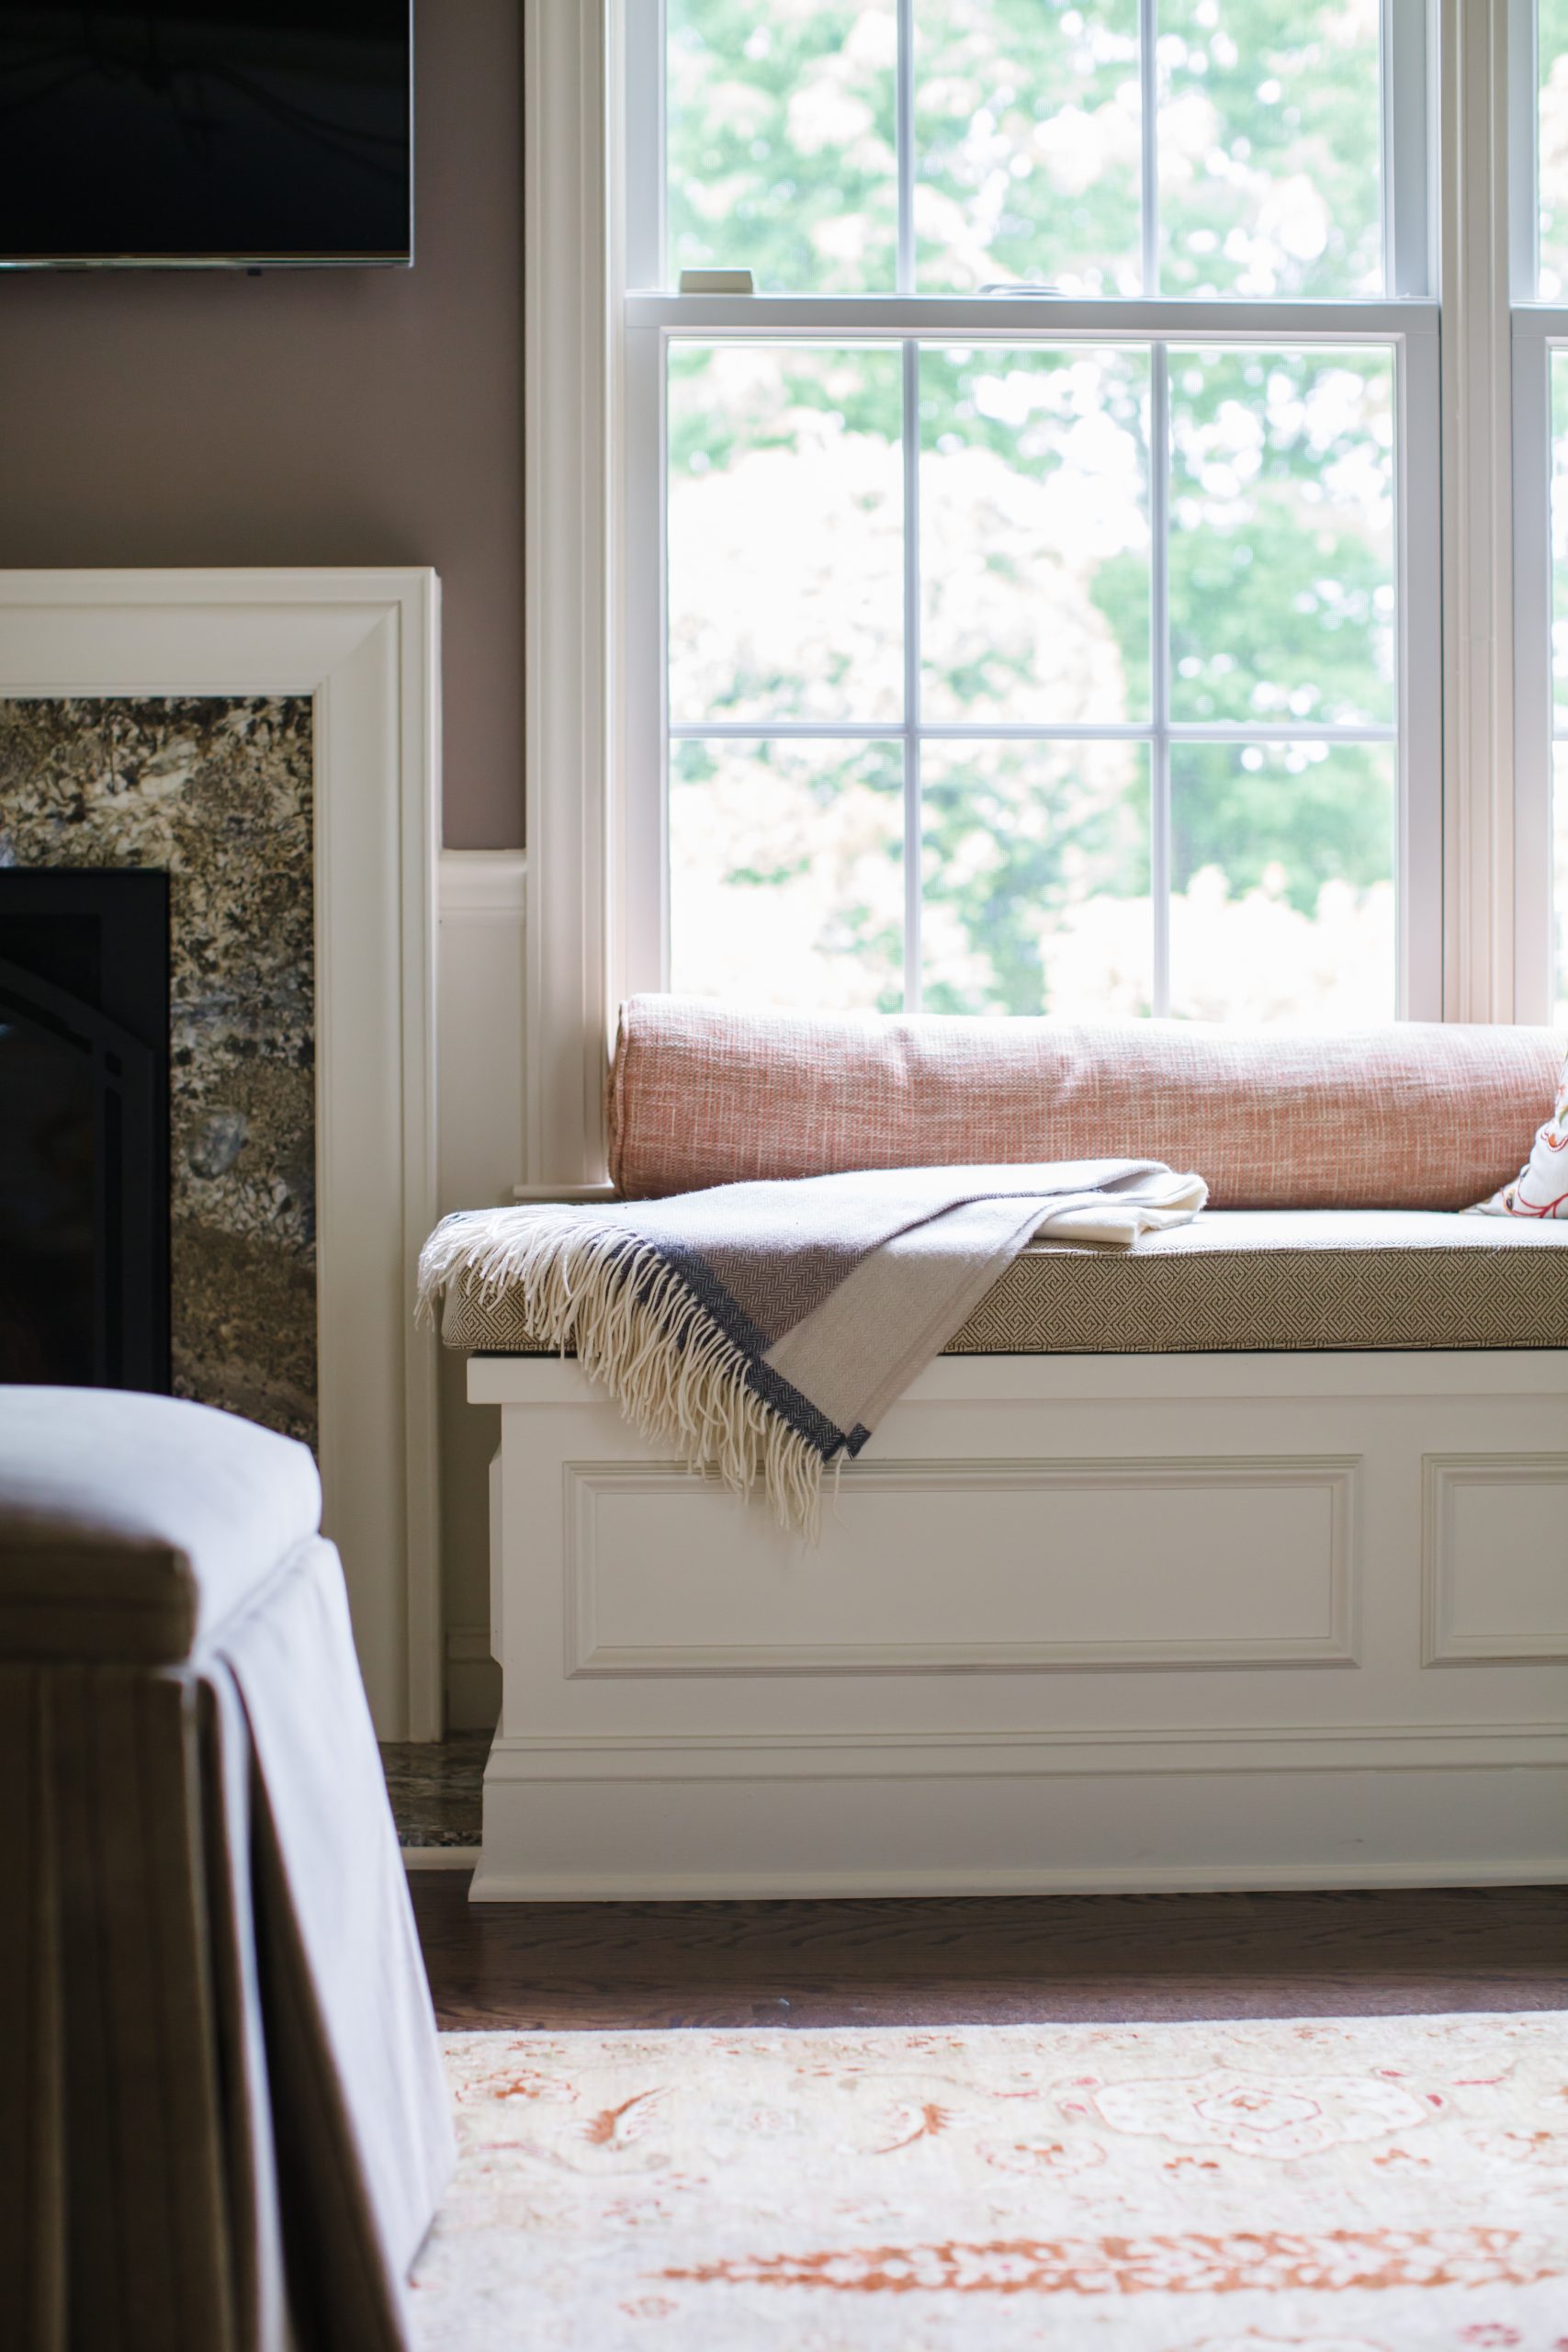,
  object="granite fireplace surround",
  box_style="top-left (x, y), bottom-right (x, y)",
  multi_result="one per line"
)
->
top-left (0, 696), bottom-right (317, 1444)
